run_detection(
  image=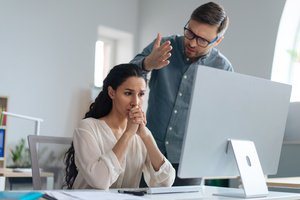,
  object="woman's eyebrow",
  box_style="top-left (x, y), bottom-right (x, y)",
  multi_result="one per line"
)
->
top-left (124, 88), bottom-right (146, 92)
top-left (124, 88), bottom-right (134, 91)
